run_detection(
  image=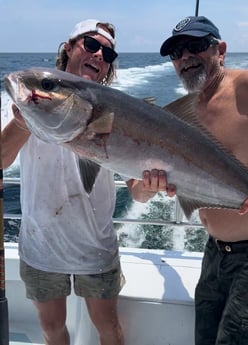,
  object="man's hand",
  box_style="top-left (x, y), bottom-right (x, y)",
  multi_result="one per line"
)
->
top-left (126, 169), bottom-right (176, 202)
top-left (142, 169), bottom-right (176, 197)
